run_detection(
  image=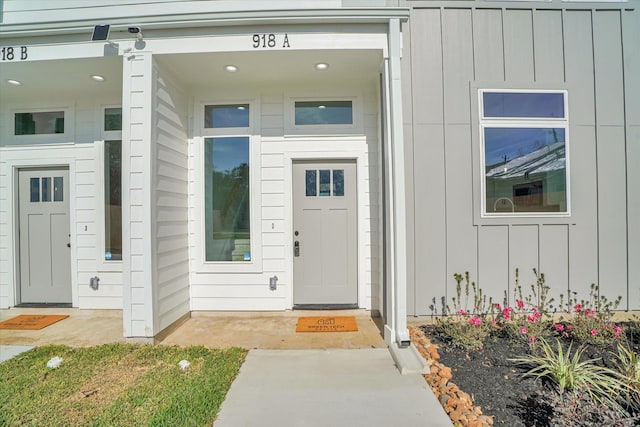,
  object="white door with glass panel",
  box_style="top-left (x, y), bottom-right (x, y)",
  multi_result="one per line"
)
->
top-left (18, 168), bottom-right (71, 304)
top-left (293, 160), bottom-right (357, 306)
